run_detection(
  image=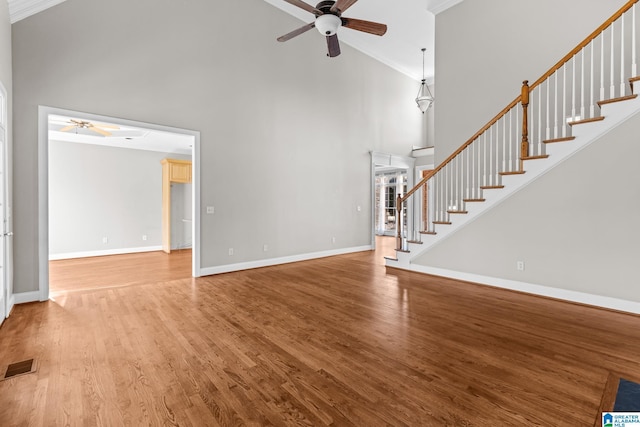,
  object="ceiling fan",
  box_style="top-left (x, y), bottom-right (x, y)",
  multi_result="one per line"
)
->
top-left (277, 0), bottom-right (387, 58)
top-left (59, 119), bottom-right (120, 137)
